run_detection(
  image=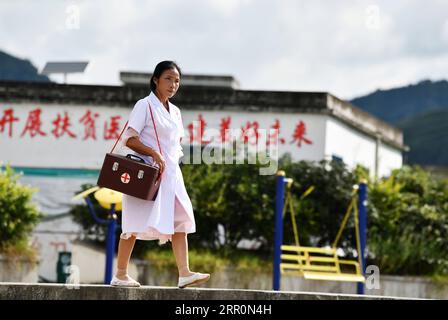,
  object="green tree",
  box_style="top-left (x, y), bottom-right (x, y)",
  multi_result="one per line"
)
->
top-left (368, 166), bottom-right (448, 275)
top-left (181, 146), bottom-right (276, 253)
top-left (0, 164), bottom-right (42, 254)
top-left (281, 159), bottom-right (359, 251)
top-left (68, 155), bottom-right (448, 276)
